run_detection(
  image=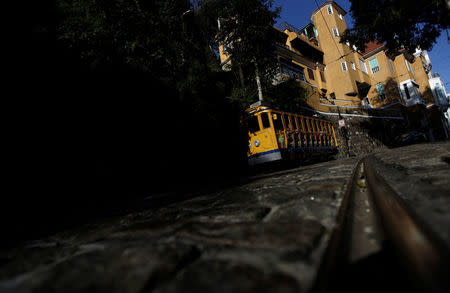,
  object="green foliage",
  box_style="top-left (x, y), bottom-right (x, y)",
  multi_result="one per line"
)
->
top-left (340, 0), bottom-right (450, 54)
top-left (57, 0), bottom-right (192, 76)
top-left (265, 79), bottom-right (311, 112)
top-left (214, 0), bottom-right (281, 108)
